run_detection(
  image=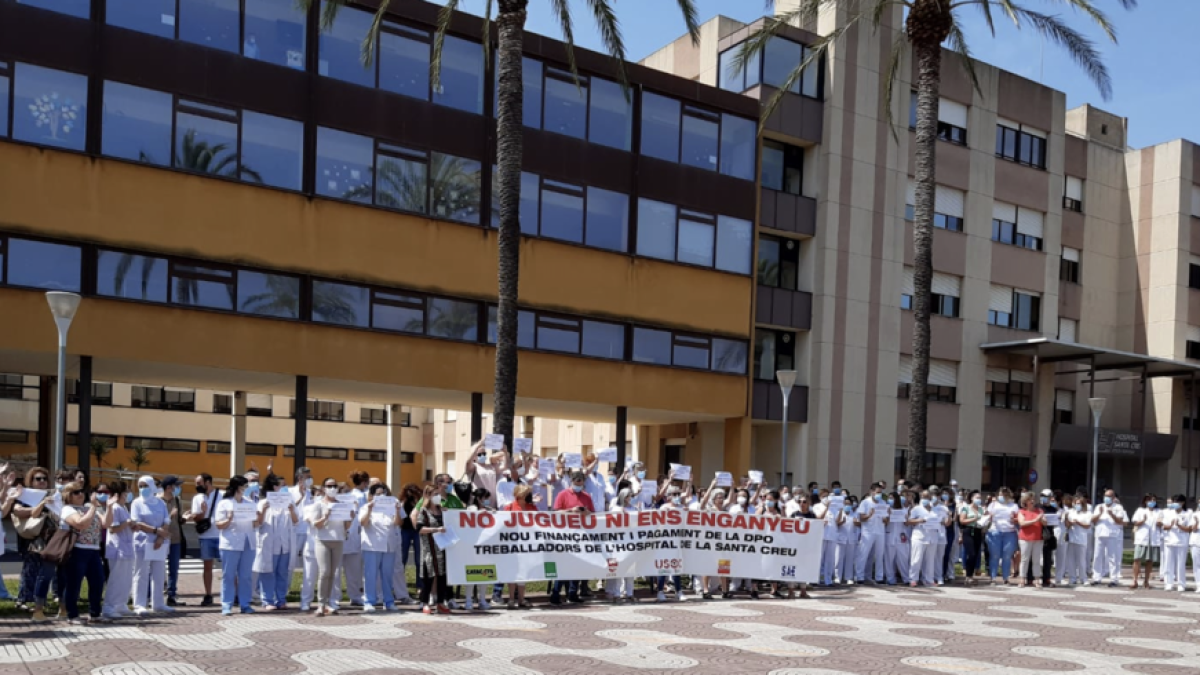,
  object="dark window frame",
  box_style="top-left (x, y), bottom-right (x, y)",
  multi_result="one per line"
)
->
top-left (289, 399), bottom-right (346, 422)
top-left (66, 380), bottom-right (114, 406)
top-left (753, 328), bottom-right (796, 382)
top-left (1187, 340), bottom-right (1200, 360)
top-left (1063, 195), bottom-right (1083, 212)
top-left (717, 38), bottom-right (822, 100)
top-left (1060, 257), bottom-right (1080, 284)
top-left (995, 124), bottom-right (1047, 169)
top-left (985, 376), bottom-right (1034, 412)
top-left (991, 218), bottom-right (1042, 251)
top-left (130, 385), bottom-right (196, 412)
top-left (284, 445), bottom-right (349, 460)
top-left (638, 90), bottom-right (756, 180)
top-left (897, 383), bottom-right (957, 403)
top-left (761, 139), bottom-right (804, 196)
top-left (756, 233), bottom-right (800, 290)
top-left (124, 435), bottom-right (201, 452)
top-left (1188, 263), bottom-right (1200, 290)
